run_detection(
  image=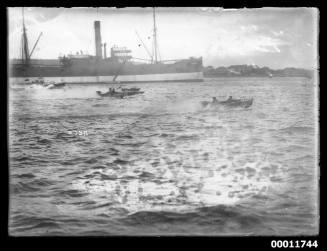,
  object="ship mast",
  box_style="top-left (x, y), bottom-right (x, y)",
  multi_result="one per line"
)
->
top-left (21, 7), bottom-right (30, 65)
top-left (152, 8), bottom-right (160, 64)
